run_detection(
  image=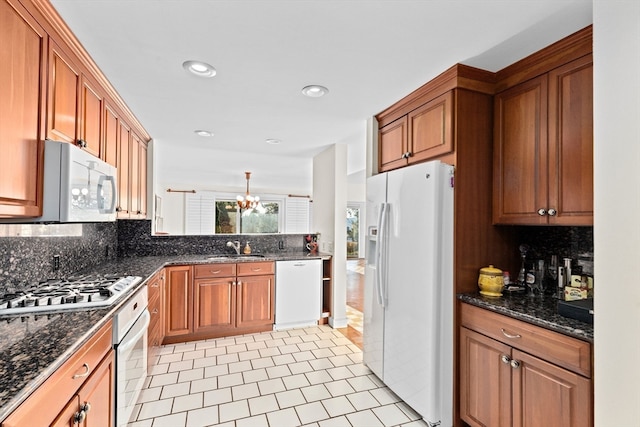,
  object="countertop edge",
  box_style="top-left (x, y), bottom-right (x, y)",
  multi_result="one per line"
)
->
top-left (0, 252), bottom-right (331, 420)
top-left (458, 293), bottom-right (593, 343)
